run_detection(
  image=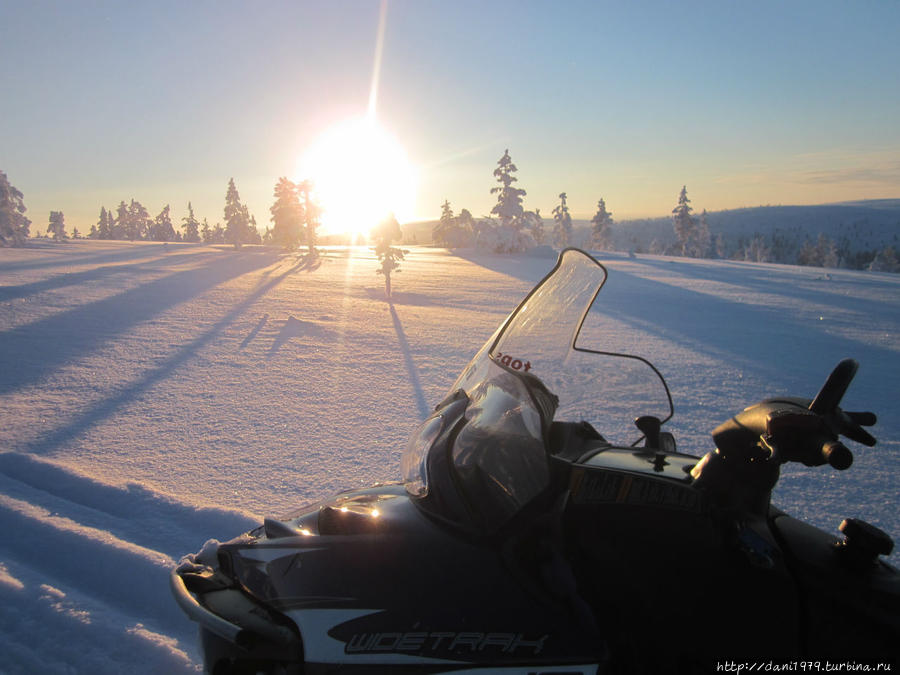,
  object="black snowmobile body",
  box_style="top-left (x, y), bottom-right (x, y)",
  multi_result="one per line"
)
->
top-left (172, 249), bottom-right (898, 674)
